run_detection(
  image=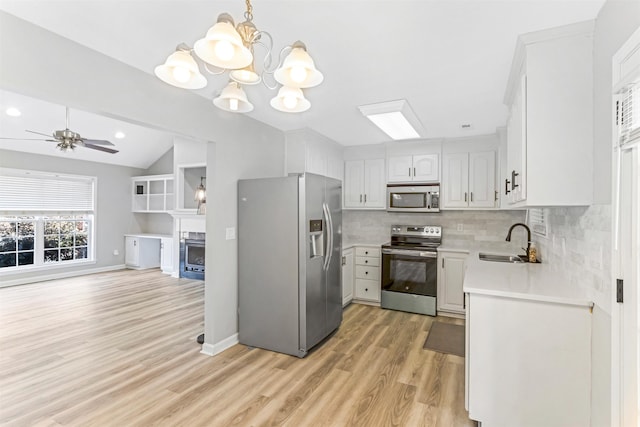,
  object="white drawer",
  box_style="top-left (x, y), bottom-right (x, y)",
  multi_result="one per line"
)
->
top-left (355, 265), bottom-right (380, 281)
top-left (354, 279), bottom-right (380, 302)
top-left (355, 256), bottom-right (380, 267)
top-left (355, 247), bottom-right (380, 258)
